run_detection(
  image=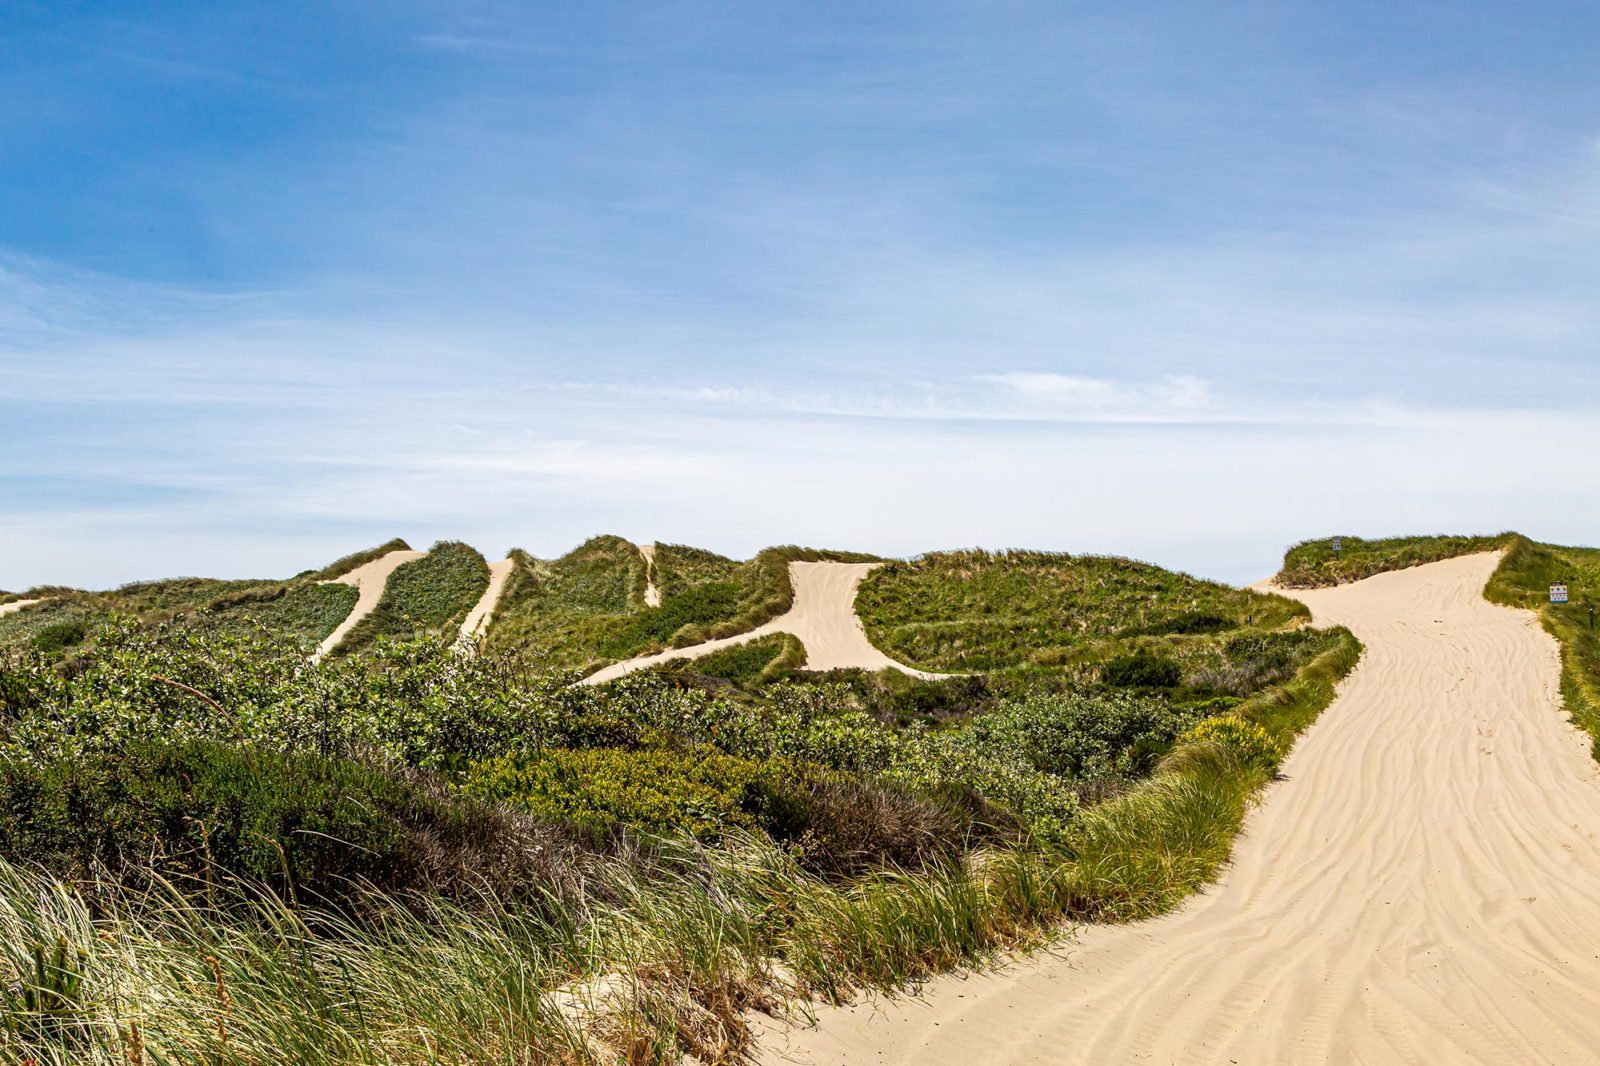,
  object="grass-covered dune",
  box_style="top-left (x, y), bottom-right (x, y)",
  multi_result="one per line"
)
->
top-left (1278, 531), bottom-right (1600, 761)
top-left (855, 549), bottom-right (1311, 680)
top-left (0, 537), bottom-right (1358, 1063)
top-left (0, 540), bottom-right (425, 658)
top-left (485, 537), bottom-right (875, 672)
top-left (1276, 532), bottom-right (1514, 588)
